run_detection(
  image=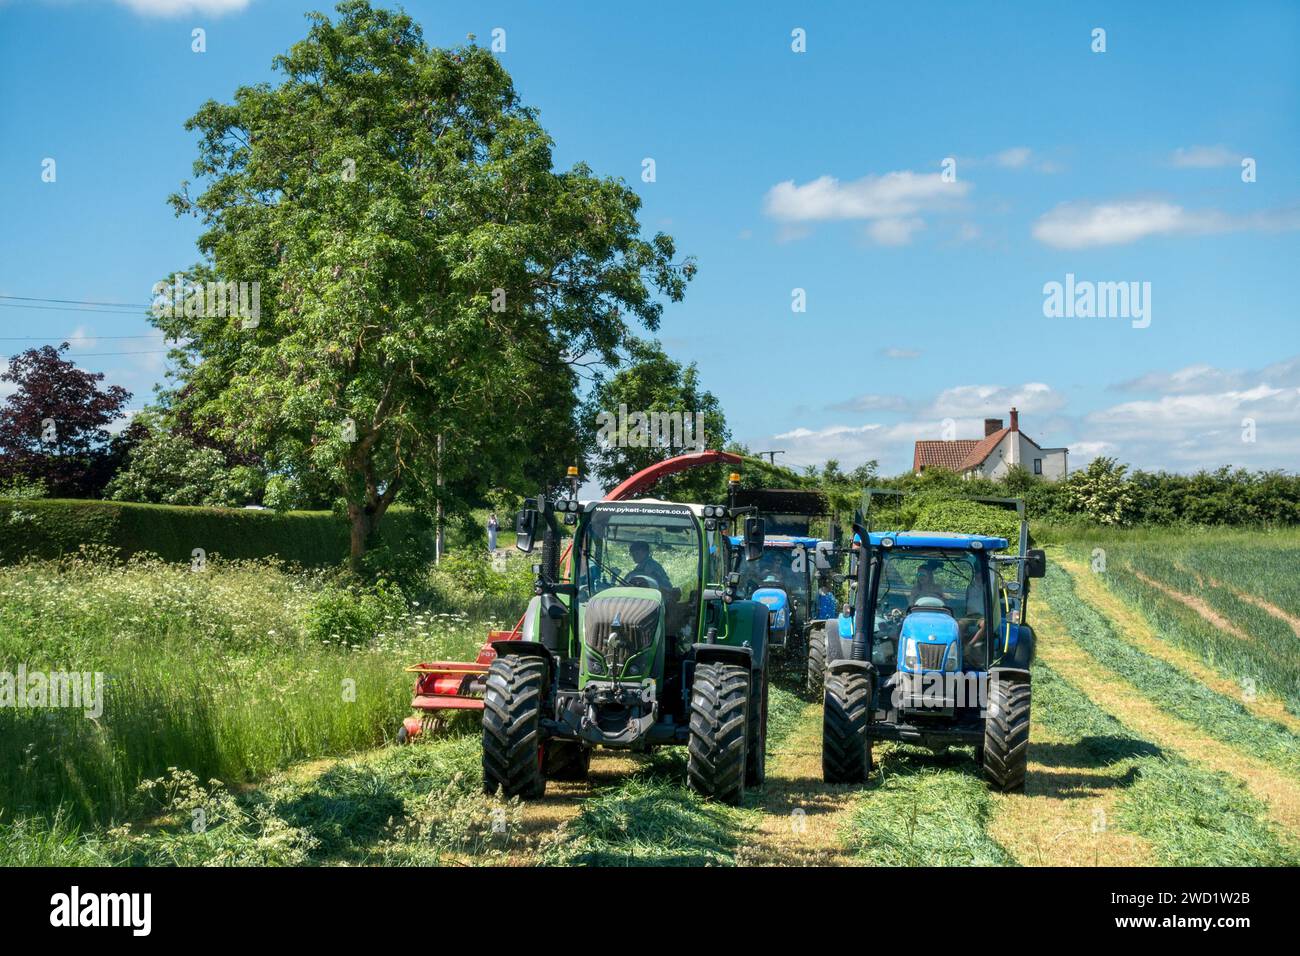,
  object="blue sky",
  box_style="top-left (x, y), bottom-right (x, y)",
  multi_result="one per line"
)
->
top-left (2, 0), bottom-right (1298, 477)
